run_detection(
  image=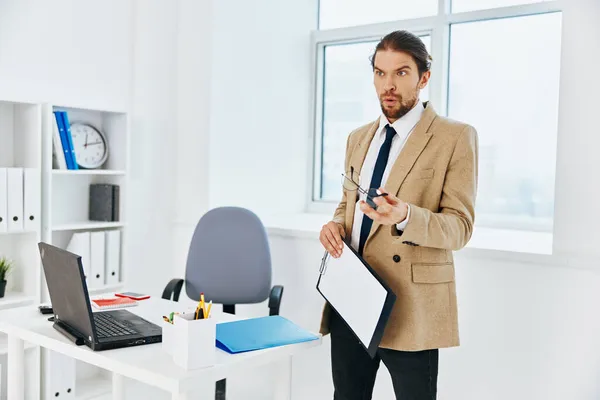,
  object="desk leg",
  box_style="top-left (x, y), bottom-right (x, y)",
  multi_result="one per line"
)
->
top-left (172, 392), bottom-right (188, 400)
top-left (7, 334), bottom-right (25, 400)
top-left (274, 355), bottom-right (292, 400)
top-left (113, 373), bottom-right (126, 400)
top-left (172, 380), bottom-right (213, 400)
